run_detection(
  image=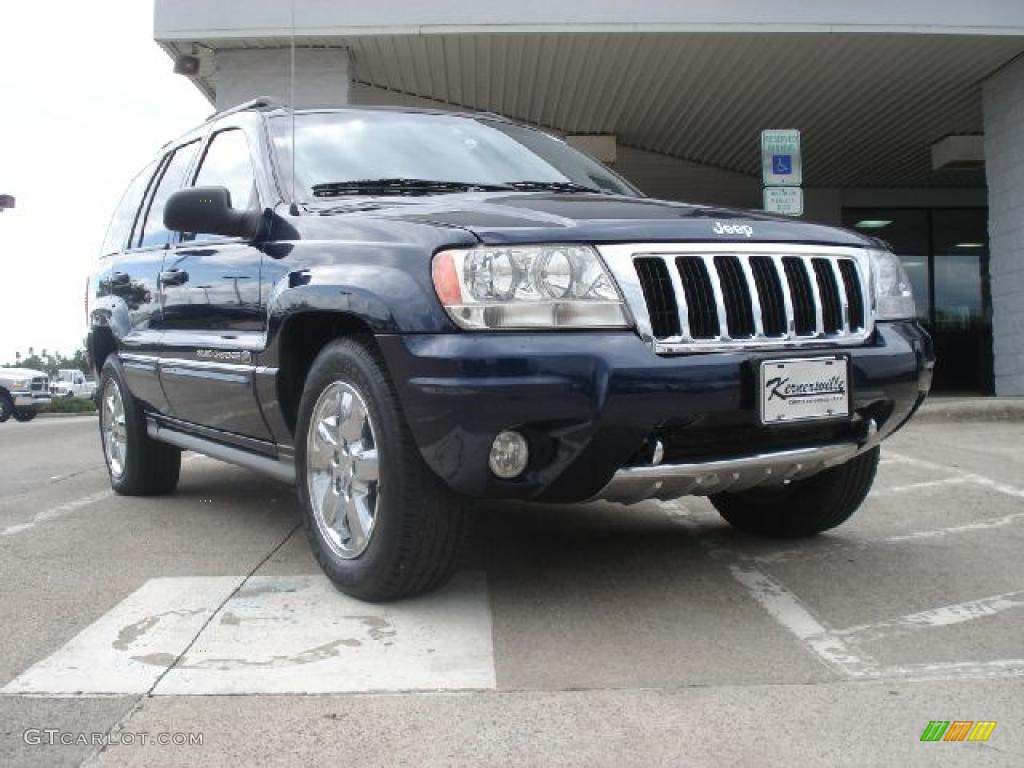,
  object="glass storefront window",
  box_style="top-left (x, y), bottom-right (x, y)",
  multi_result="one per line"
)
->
top-left (842, 207), bottom-right (992, 393)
